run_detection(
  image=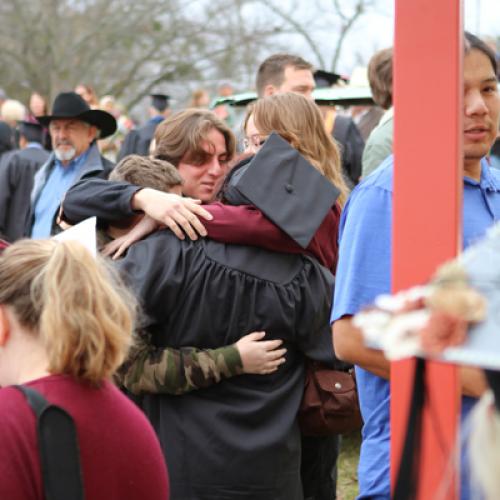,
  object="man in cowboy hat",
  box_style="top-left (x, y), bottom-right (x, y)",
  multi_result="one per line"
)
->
top-left (26, 91), bottom-right (117, 238)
